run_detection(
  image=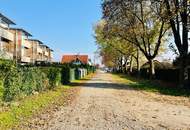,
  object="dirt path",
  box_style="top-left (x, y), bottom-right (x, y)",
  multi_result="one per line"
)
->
top-left (30, 71), bottom-right (190, 130)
